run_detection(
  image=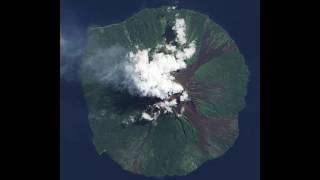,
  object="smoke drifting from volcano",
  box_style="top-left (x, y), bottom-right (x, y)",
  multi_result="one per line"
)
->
top-left (60, 21), bottom-right (86, 82)
top-left (86, 17), bottom-right (194, 100)
top-left (123, 42), bottom-right (195, 100)
top-left (84, 17), bottom-right (195, 122)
